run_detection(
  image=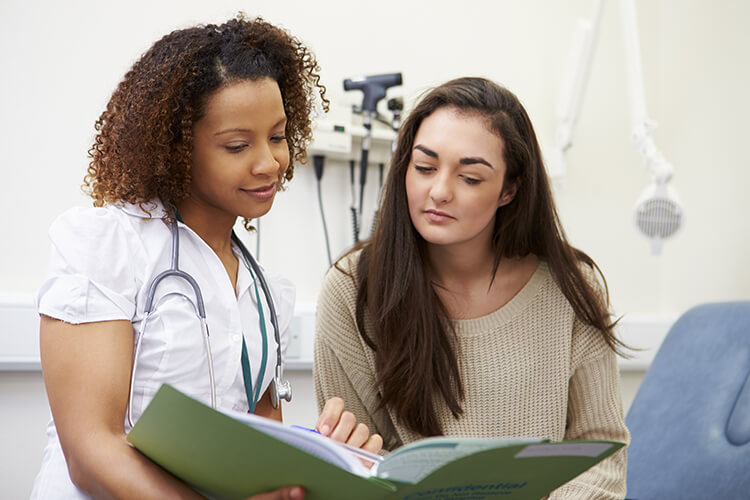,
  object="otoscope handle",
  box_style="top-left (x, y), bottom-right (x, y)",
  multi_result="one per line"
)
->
top-left (343, 73), bottom-right (403, 112)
